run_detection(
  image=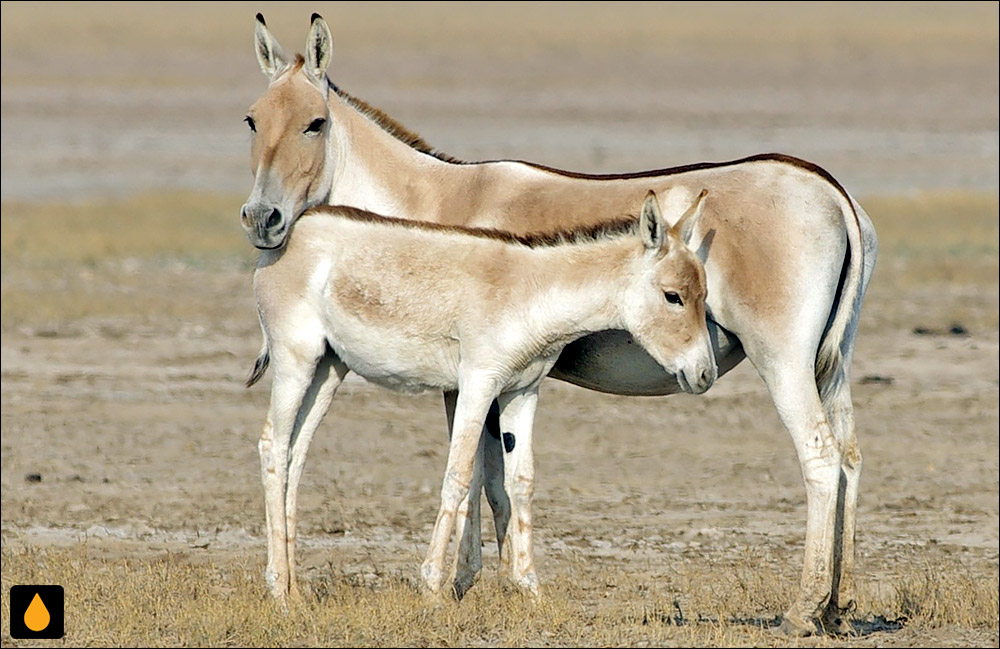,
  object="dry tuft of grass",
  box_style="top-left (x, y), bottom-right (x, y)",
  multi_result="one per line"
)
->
top-left (3, 543), bottom-right (995, 647)
top-left (884, 567), bottom-right (999, 630)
